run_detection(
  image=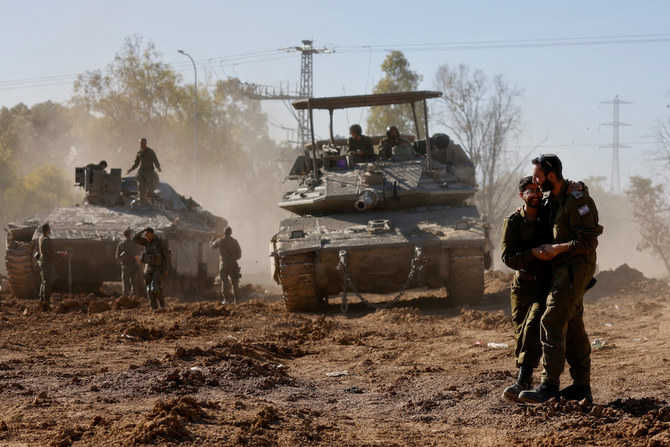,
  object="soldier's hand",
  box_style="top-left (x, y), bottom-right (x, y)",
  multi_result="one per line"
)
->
top-left (125, 170), bottom-right (131, 175)
top-left (532, 246), bottom-right (553, 261)
top-left (567, 180), bottom-right (583, 194)
top-left (157, 167), bottom-right (162, 172)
